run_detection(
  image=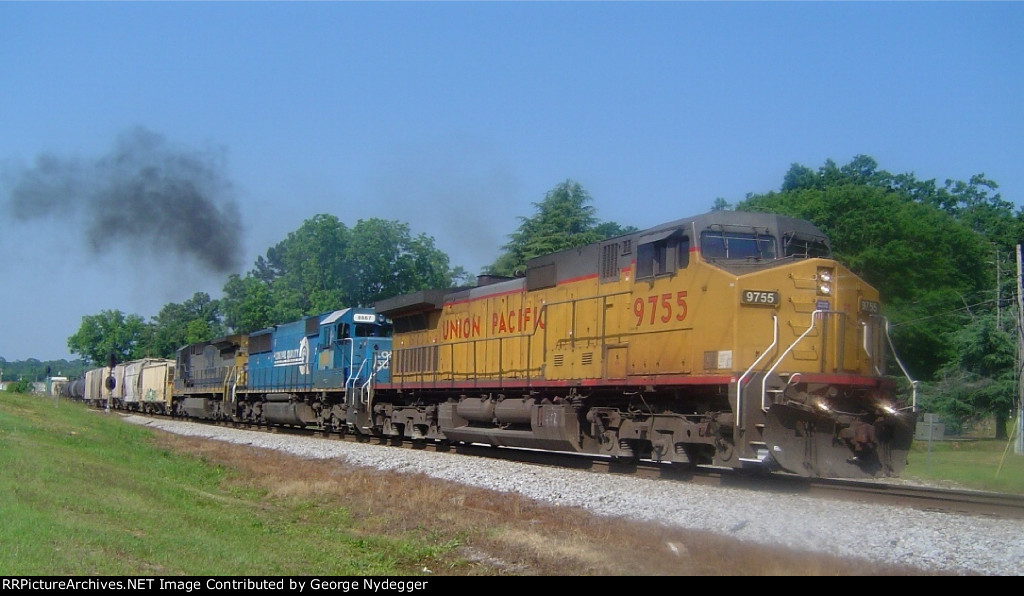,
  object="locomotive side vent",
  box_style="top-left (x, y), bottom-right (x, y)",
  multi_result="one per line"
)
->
top-left (582, 352), bottom-right (594, 365)
top-left (249, 334), bottom-right (272, 354)
top-left (600, 243), bottom-right (620, 283)
top-left (526, 263), bottom-right (556, 291)
top-left (553, 354), bottom-right (564, 367)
